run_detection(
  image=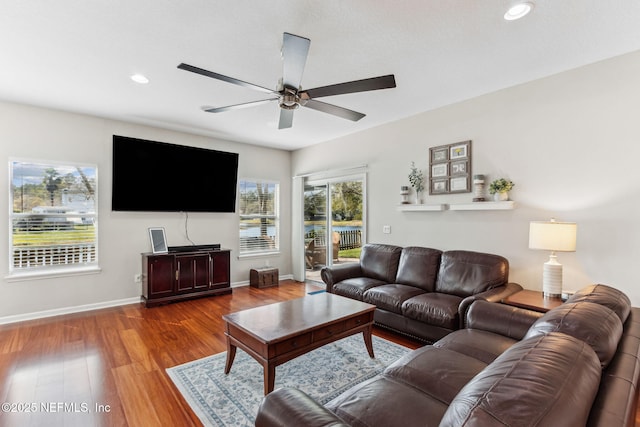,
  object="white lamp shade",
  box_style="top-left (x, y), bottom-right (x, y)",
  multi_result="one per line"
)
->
top-left (529, 221), bottom-right (577, 252)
